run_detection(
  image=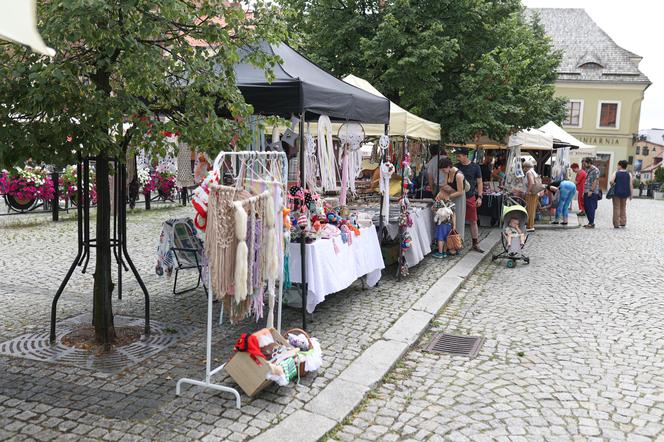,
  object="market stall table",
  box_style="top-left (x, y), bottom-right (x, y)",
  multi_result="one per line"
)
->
top-left (477, 193), bottom-right (503, 226)
top-left (288, 226), bottom-right (385, 313)
top-left (383, 205), bottom-right (434, 267)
